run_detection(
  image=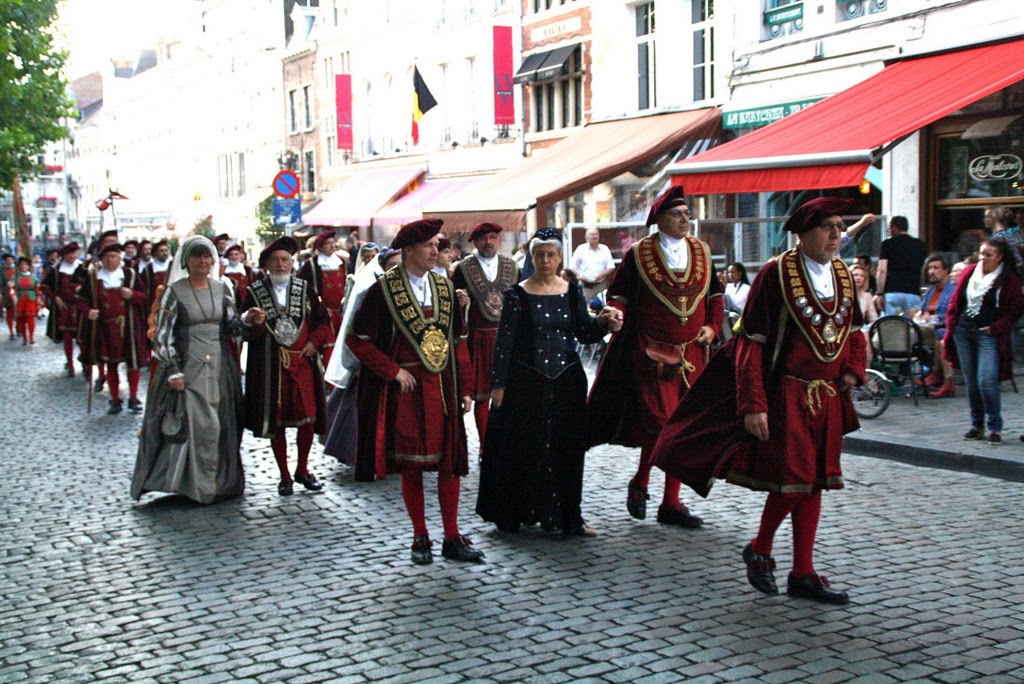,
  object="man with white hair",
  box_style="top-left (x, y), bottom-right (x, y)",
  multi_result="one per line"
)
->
top-left (569, 227), bottom-right (615, 302)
